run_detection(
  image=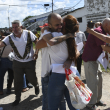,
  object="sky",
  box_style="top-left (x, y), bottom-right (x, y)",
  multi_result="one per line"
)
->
top-left (0, 0), bottom-right (84, 28)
